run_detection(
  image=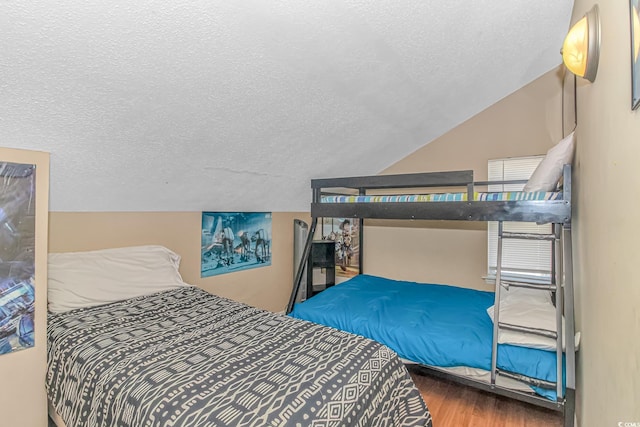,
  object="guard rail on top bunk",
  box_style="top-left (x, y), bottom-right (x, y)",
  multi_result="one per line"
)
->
top-left (286, 164), bottom-right (575, 427)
